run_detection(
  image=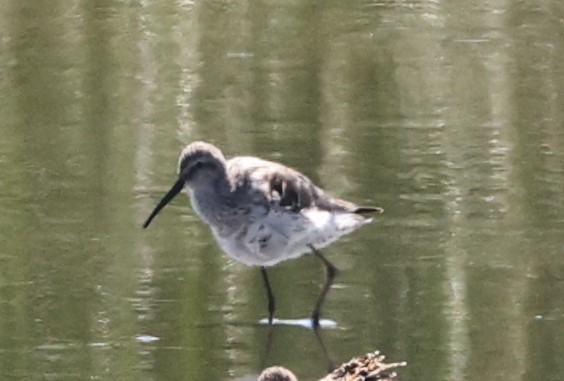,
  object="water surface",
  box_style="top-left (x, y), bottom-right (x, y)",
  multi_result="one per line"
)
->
top-left (1, 1), bottom-right (563, 381)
